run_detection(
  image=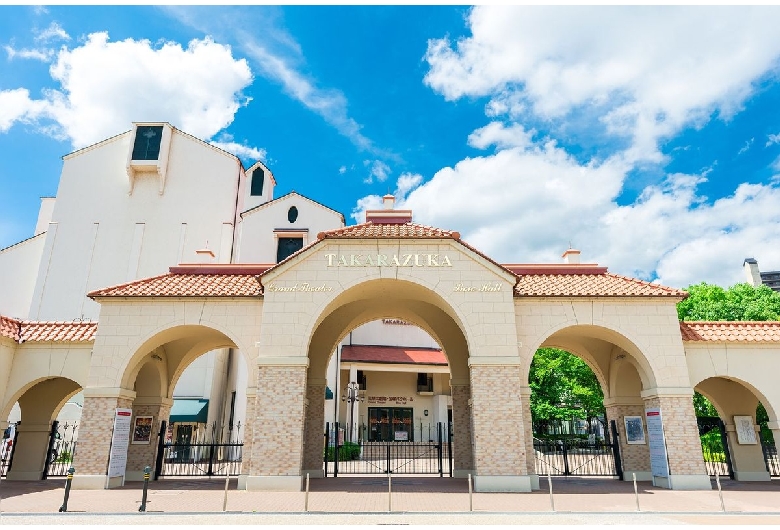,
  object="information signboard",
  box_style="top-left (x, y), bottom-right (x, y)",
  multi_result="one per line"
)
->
top-left (107, 408), bottom-right (132, 479)
top-left (645, 407), bottom-right (669, 479)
